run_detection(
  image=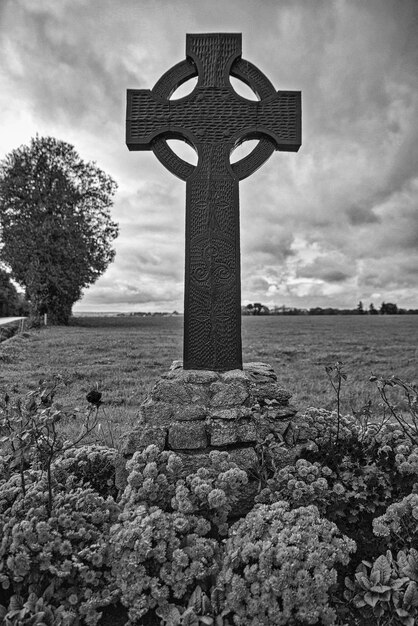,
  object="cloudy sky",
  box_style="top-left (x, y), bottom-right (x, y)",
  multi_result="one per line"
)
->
top-left (0, 0), bottom-right (417, 312)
